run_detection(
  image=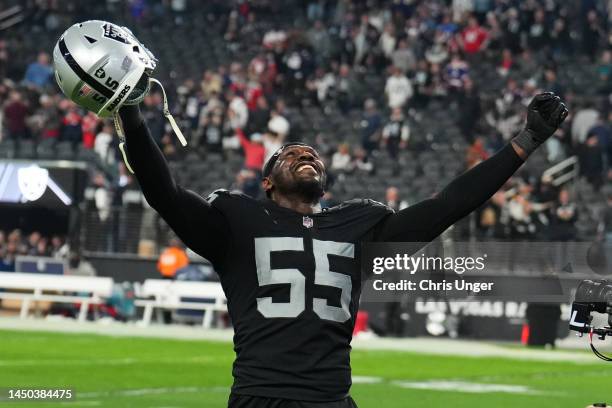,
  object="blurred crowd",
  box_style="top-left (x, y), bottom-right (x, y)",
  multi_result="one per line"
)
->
top-left (1, 0), bottom-right (612, 252)
top-left (0, 229), bottom-right (69, 271)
